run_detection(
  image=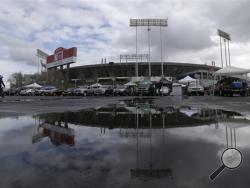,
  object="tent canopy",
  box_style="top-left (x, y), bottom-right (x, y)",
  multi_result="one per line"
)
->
top-left (124, 81), bottom-right (136, 86)
top-left (178, 76), bottom-right (196, 84)
top-left (139, 80), bottom-right (152, 85)
top-left (214, 66), bottom-right (250, 76)
top-left (90, 83), bottom-right (102, 87)
top-left (24, 83), bottom-right (42, 88)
